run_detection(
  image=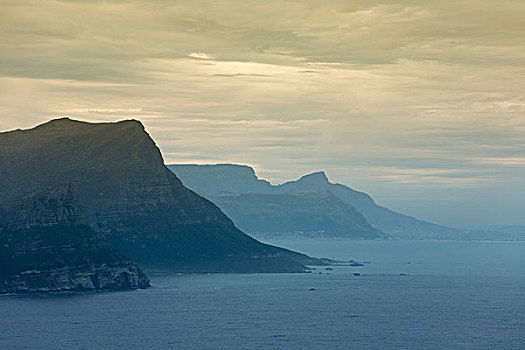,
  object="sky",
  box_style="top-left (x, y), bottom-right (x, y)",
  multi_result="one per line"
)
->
top-left (1, 0), bottom-right (524, 228)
